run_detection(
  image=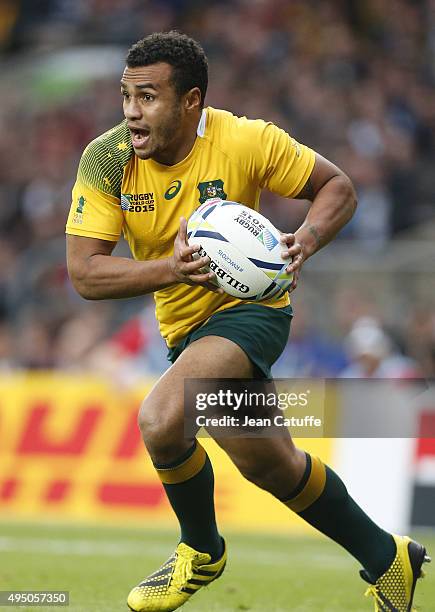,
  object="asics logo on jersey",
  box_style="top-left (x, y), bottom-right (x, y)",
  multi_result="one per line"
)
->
top-left (164, 180), bottom-right (182, 200)
top-left (121, 193), bottom-right (155, 213)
